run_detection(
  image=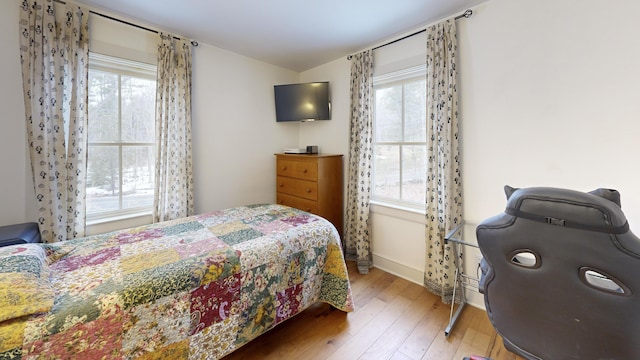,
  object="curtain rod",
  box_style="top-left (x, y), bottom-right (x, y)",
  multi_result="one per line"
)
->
top-left (53, 0), bottom-right (199, 46)
top-left (347, 9), bottom-right (472, 60)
